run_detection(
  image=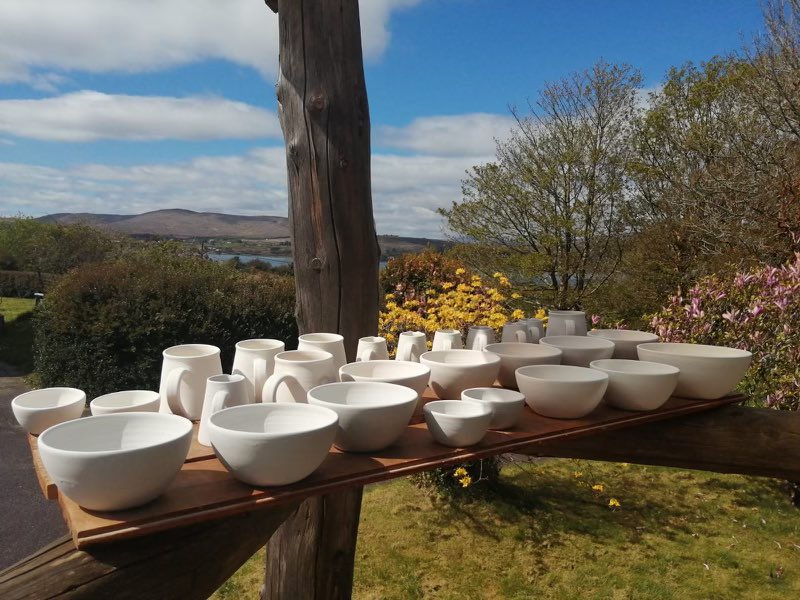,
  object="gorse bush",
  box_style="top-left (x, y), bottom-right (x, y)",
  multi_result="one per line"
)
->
top-left (0, 270), bottom-right (59, 297)
top-left (649, 254), bottom-right (800, 411)
top-left (34, 247), bottom-right (297, 399)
